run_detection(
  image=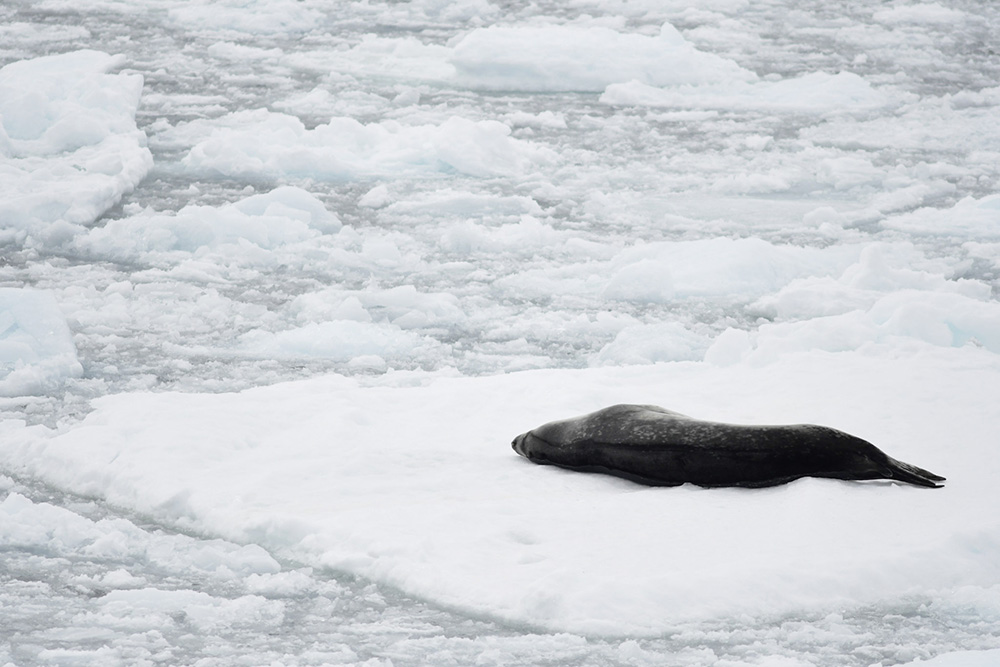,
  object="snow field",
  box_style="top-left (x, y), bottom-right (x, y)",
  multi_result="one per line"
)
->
top-left (4, 347), bottom-right (999, 636)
